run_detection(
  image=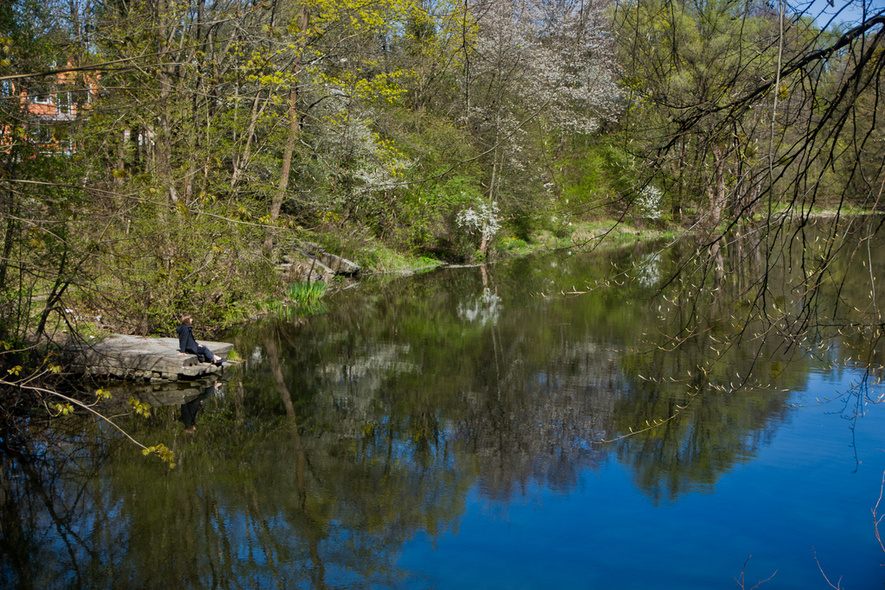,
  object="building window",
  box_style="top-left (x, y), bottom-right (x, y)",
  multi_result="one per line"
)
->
top-left (33, 124), bottom-right (54, 144)
top-left (32, 93), bottom-right (53, 105)
top-left (57, 90), bottom-right (71, 114)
